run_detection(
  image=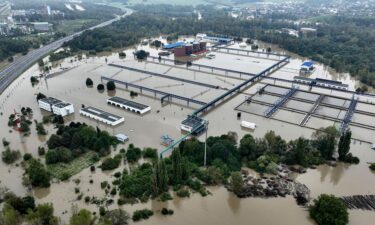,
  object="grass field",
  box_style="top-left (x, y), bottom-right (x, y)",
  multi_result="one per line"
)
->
top-left (48, 151), bottom-right (97, 180)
